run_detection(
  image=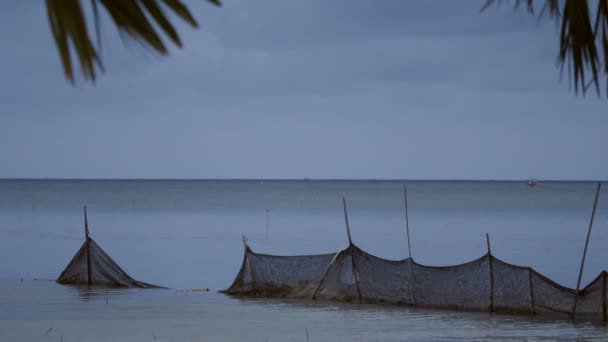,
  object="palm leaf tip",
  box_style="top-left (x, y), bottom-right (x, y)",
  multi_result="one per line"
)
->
top-left (46, 0), bottom-right (103, 82)
top-left (48, 0), bottom-right (218, 83)
top-left (484, 0), bottom-right (608, 98)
